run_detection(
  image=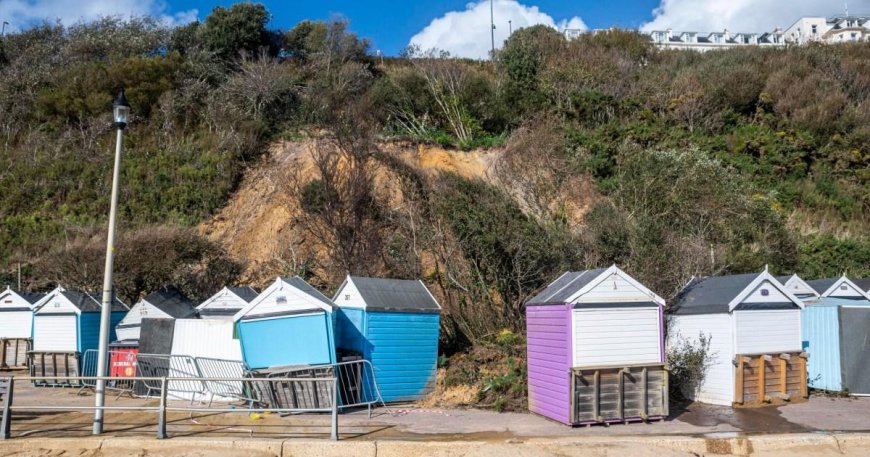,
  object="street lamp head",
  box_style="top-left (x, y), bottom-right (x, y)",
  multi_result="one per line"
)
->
top-left (112, 89), bottom-right (130, 129)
